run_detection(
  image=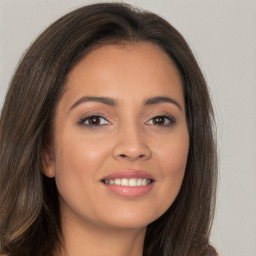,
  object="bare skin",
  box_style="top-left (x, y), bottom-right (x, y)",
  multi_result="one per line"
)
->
top-left (44, 42), bottom-right (189, 256)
